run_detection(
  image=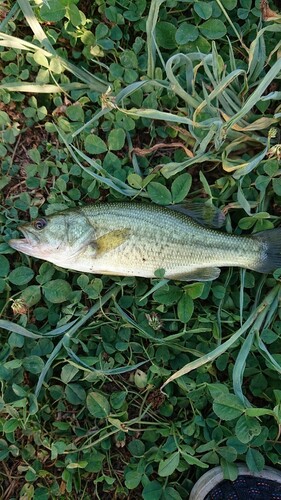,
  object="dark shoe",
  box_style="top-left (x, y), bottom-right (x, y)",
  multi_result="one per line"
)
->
top-left (189, 464), bottom-right (281, 499)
